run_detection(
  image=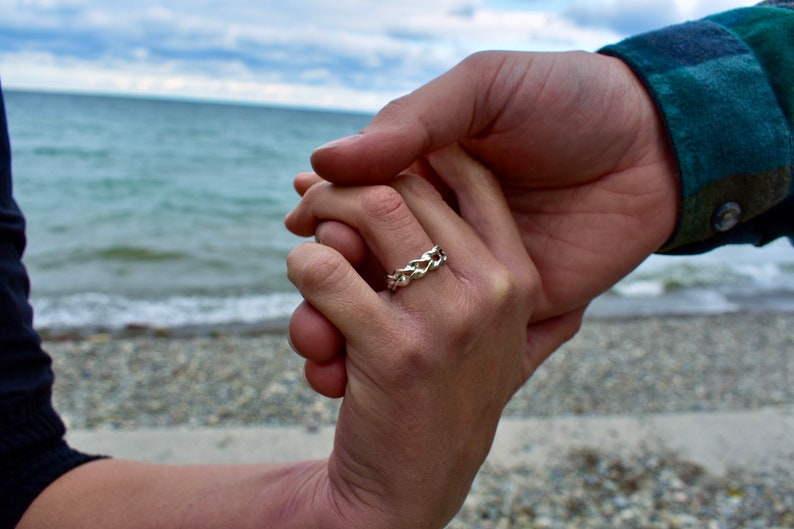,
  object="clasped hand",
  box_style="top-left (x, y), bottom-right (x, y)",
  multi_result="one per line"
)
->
top-left (284, 50), bottom-right (679, 529)
top-left (285, 144), bottom-right (580, 528)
